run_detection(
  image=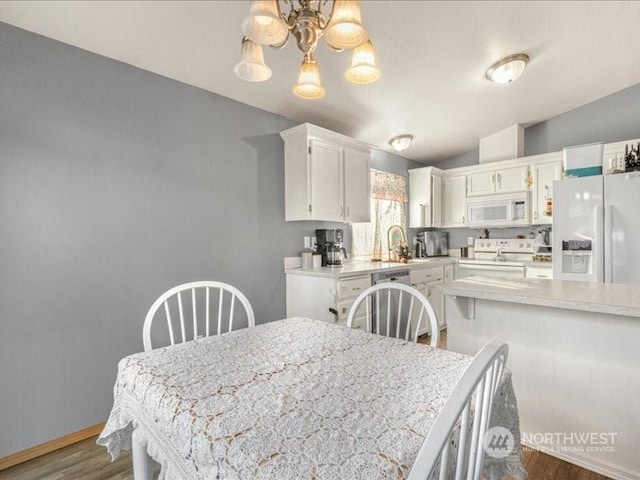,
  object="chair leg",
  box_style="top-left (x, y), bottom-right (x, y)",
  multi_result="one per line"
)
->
top-left (132, 428), bottom-right (154, 480)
